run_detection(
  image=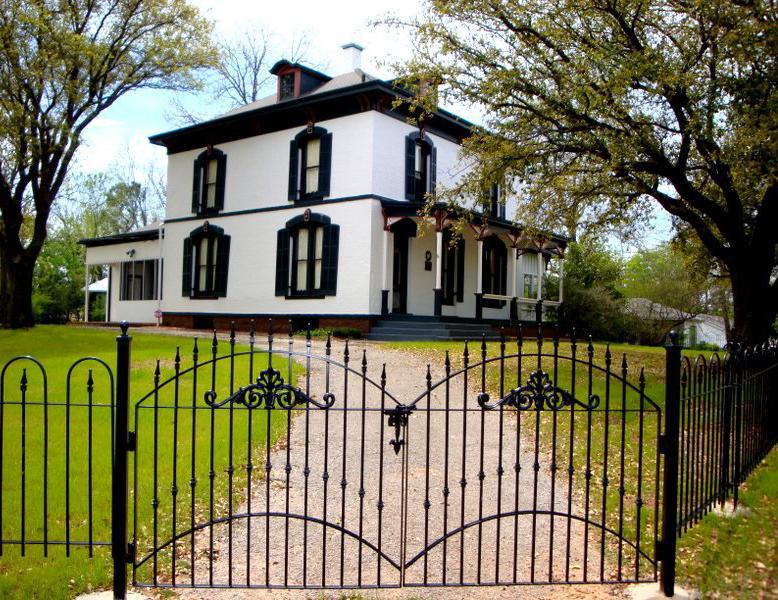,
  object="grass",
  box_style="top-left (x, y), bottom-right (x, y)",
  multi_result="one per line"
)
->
top-left (0, 325), bottom-right (293, 599)
top-left (676, 446), bottom-right (778, 598)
